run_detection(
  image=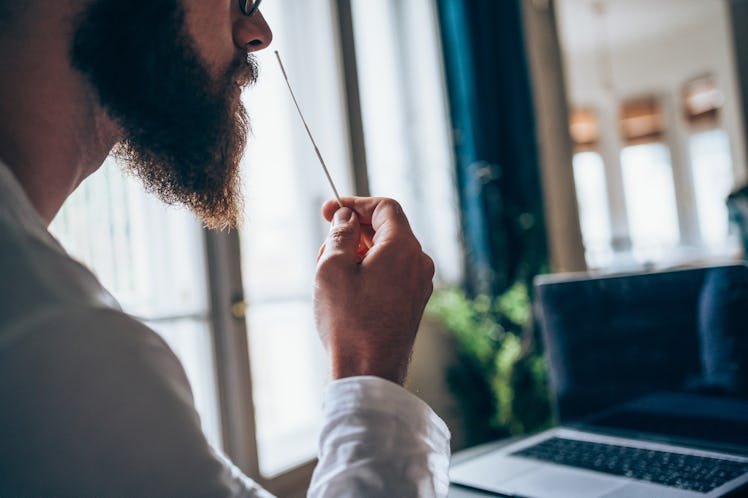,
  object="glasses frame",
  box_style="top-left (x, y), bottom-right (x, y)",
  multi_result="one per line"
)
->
top-left (238, 0), bottom-right (262, 17)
